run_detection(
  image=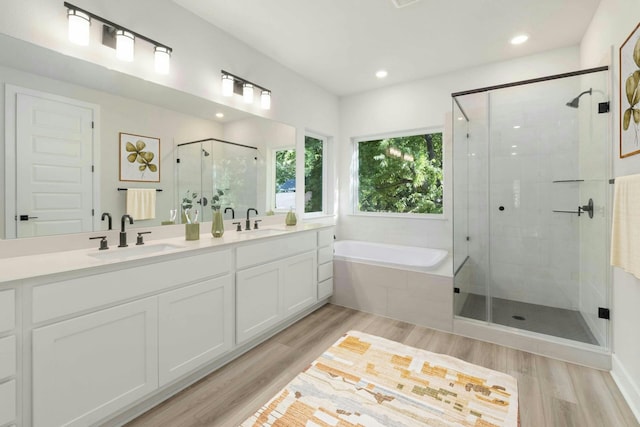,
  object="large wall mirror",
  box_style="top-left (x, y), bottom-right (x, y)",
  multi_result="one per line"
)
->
top-left (0, 34), bottom-right (295, 239)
